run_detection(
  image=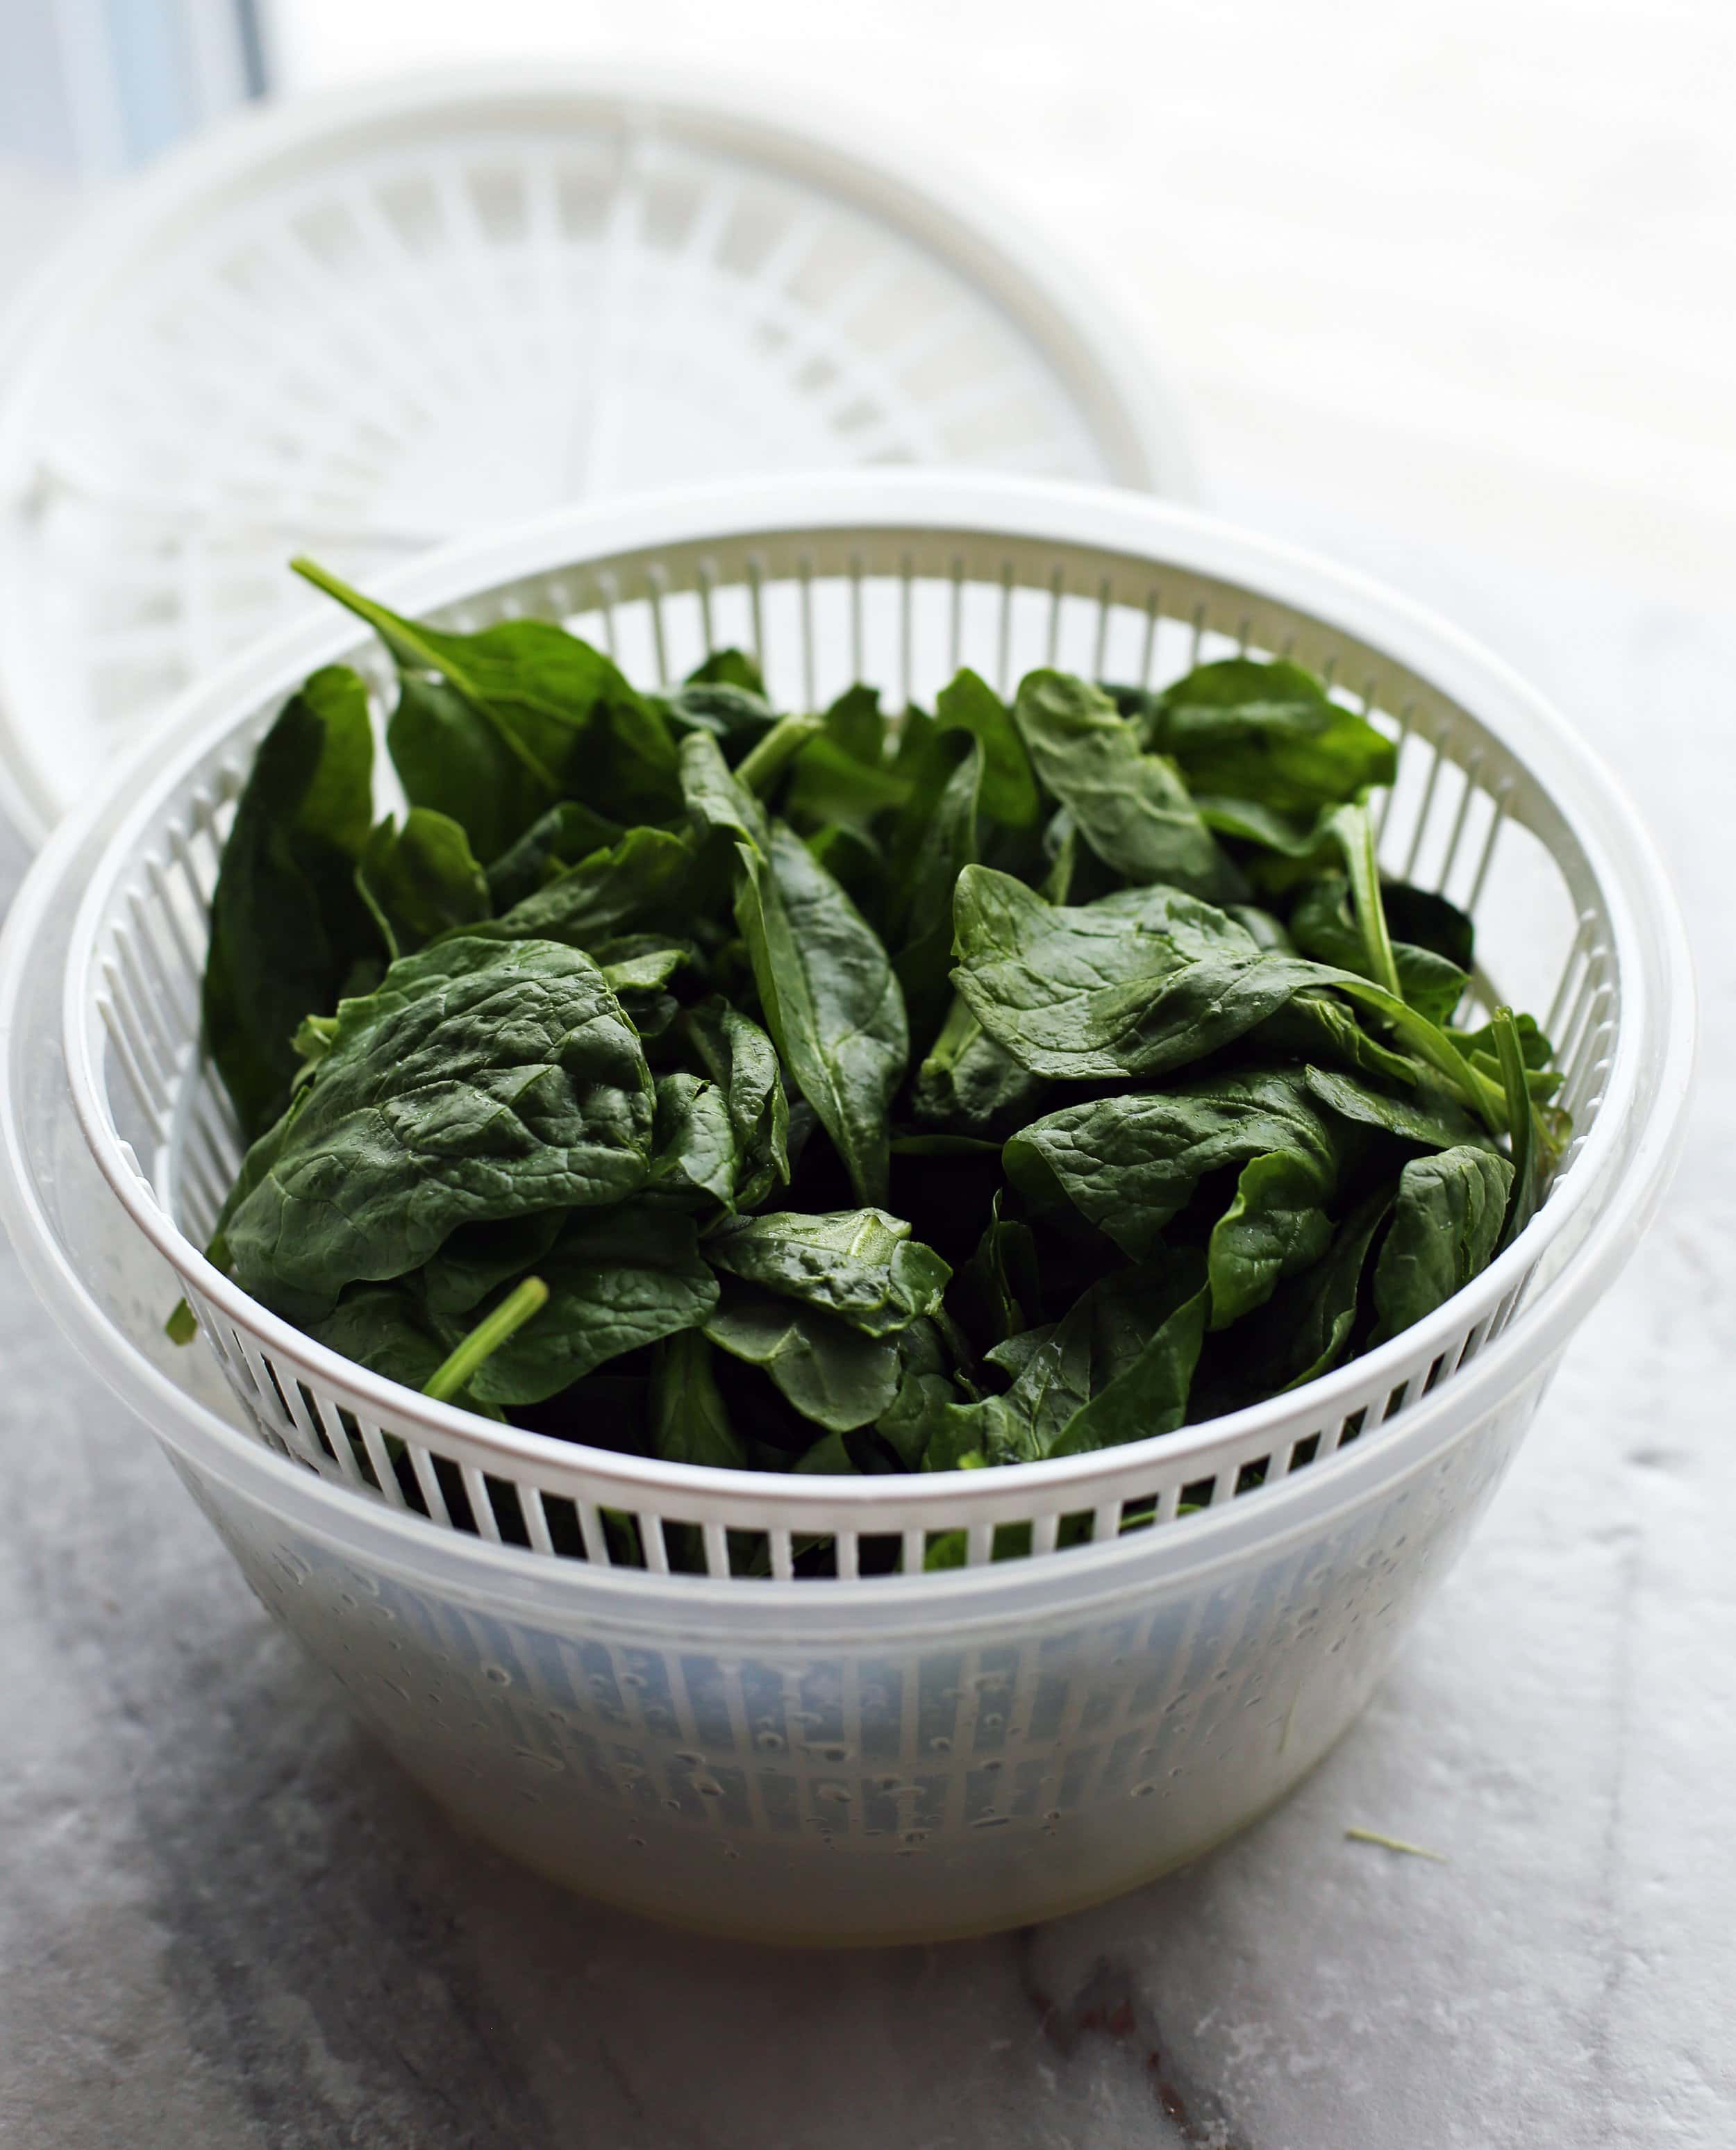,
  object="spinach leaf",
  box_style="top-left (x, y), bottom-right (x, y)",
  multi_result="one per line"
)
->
top-left (935, 668), bottom-right (1040, 828)
top-left (1005, 1071), bottom-right (1337, 1268)
top-left (683, 733), bottom-right (907, 1206)
top-left (706, 1208), bottom-right (950, 1336)
top-left (358, 808), bottom-right (491, 959)
top-left (455, 1206), bottom-right (718, 1407)
top-left (650, 1329), bottom-right (750, 1470)
top-left (599, 940), bottom-right (690, 992)
top-left (704, 1279), bottom-right (901, 1432)
top-left (1288, 873), bottom-right (1467, 1024)
top-left (1138, 657), bottom-right (1396, 813)
top-left (892, 738), bottom-right (983, 1053)
top-left (1048, 1261), bottom-right (1210, 1456)
top-left (386, 672), bottom-right (555, 863)
top-left (784, 685), bottom-right (910, 831)
top-left (951, 1192), bottom-right (1041, 1351)
top-left (224, 936), bottom-right (654, 1319)
top-left (1385, 879), bottom-right (1476, 971)
top-left (1255, 988), bottom-right (1425, 1088)
top-left (783, 735), bottom-right (909, 831)
top-left (658, 679), bottom-right (780, 753)
top-left (416, 1209), bottom-right (566, 1317)
top-left (1227, 903), bottom-right (1296, 951)
top-left (203, 666), bottom-right (379, 1139)
top-left (684, 647), bottom-right (767, 696)
top-left (1301, 1065), bottom-right (1493, 1151)
top-left (293, 557), bottom-right (682, 828)
top-left (485, 800), bottom-right (624, 909)
top-left (805, 824), bottom-right (889, 935)
top-left (1369, 1146), bottom-right (1512, 1346)
top-left (1228, 1188), bottom-right (1392, 1399)
top-left (912, 994), bottom-right (1049, 1136)
top-left (476, 825), bottom-right (691, 951)
top-left (310, 1283), bottom-right (455, 1394)
top-left (1209, 1149), bottom-right (1336, 1329)
top-left (687, 1000), bottom-right (790, 1208)
top-left (951, 866), bottom-right (1339, 1082)
top-left (1489, 1006), bottom-right (1548, 1252)
top-left (920, 1257), bottom-right (1208, 1467)
top-left (649, 1073), bottom-right (737, 1209)
top-left (1012, 670), bottom-right (1235, 897)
